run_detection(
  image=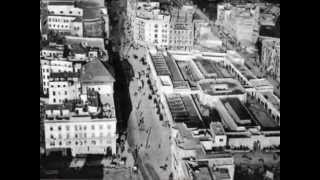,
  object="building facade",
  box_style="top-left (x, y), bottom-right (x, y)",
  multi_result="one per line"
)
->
top-left (132, 2), bottom-right (170, 47)
top-left (45, 2), bottom-right (84, 36)
top-left (44, 109), bottom-right (117, 156)
top-left (216, 3), bottom-right (260, 48)
top-left (48, 73), bottom-right (81, 104)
